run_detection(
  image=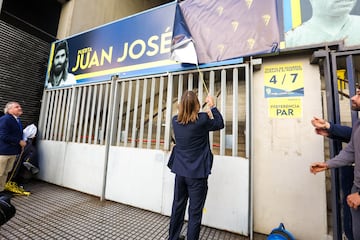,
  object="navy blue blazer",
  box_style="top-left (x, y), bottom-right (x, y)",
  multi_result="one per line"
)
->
top-left (0, 114), bottom-right (23, 155)
top-left (169, 107), bottom-right (224, 178)
top-left (328, 122), bottom-right (352, 143)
